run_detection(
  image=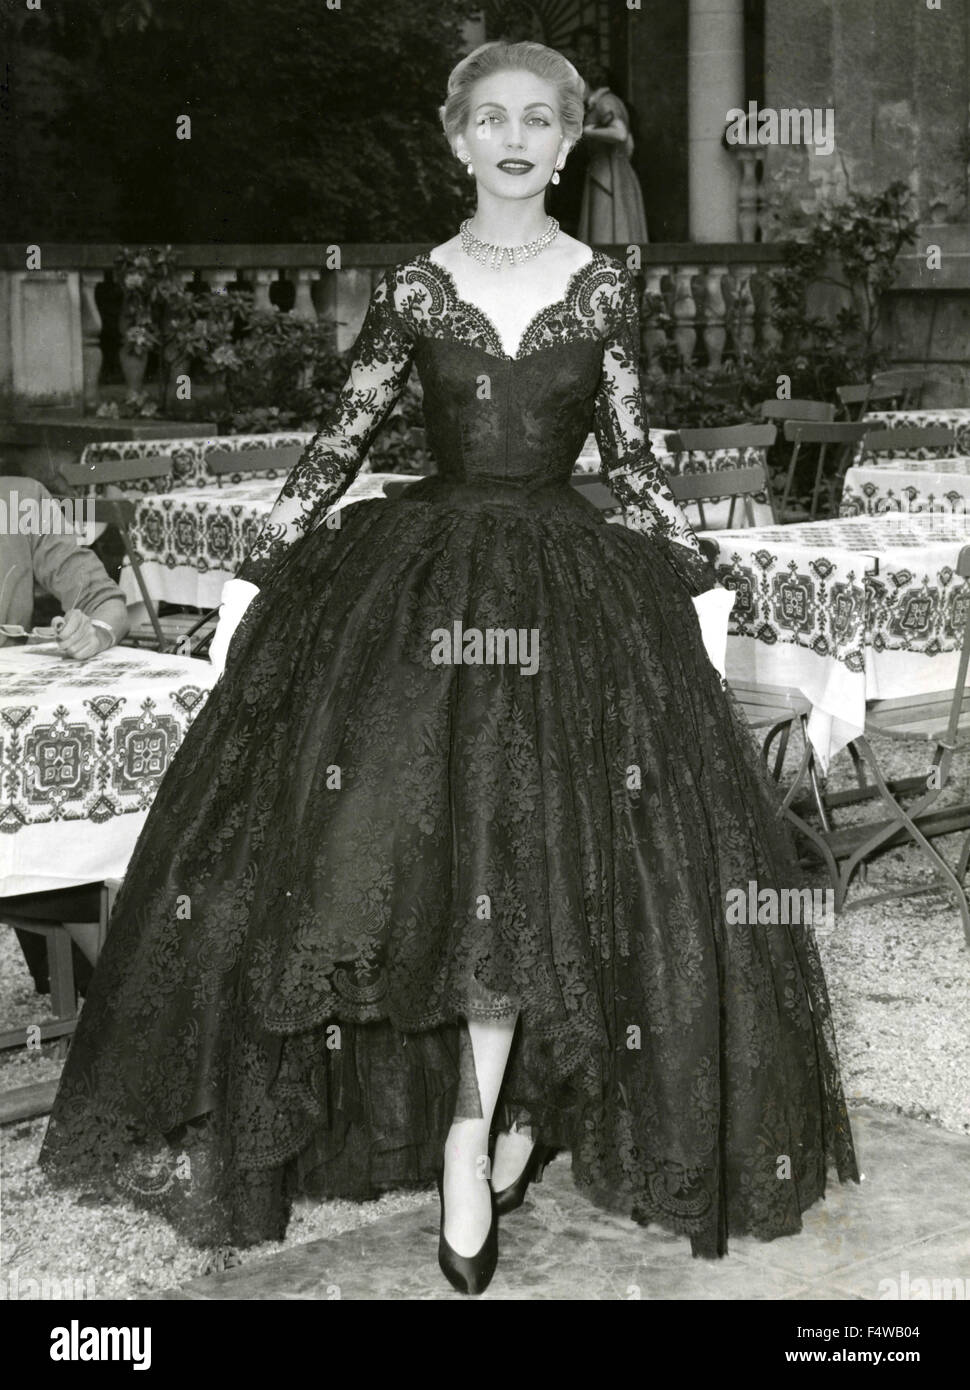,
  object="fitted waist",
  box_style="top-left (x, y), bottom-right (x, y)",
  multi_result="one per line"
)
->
top-left (391, 474), bottom-right (600, 517)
